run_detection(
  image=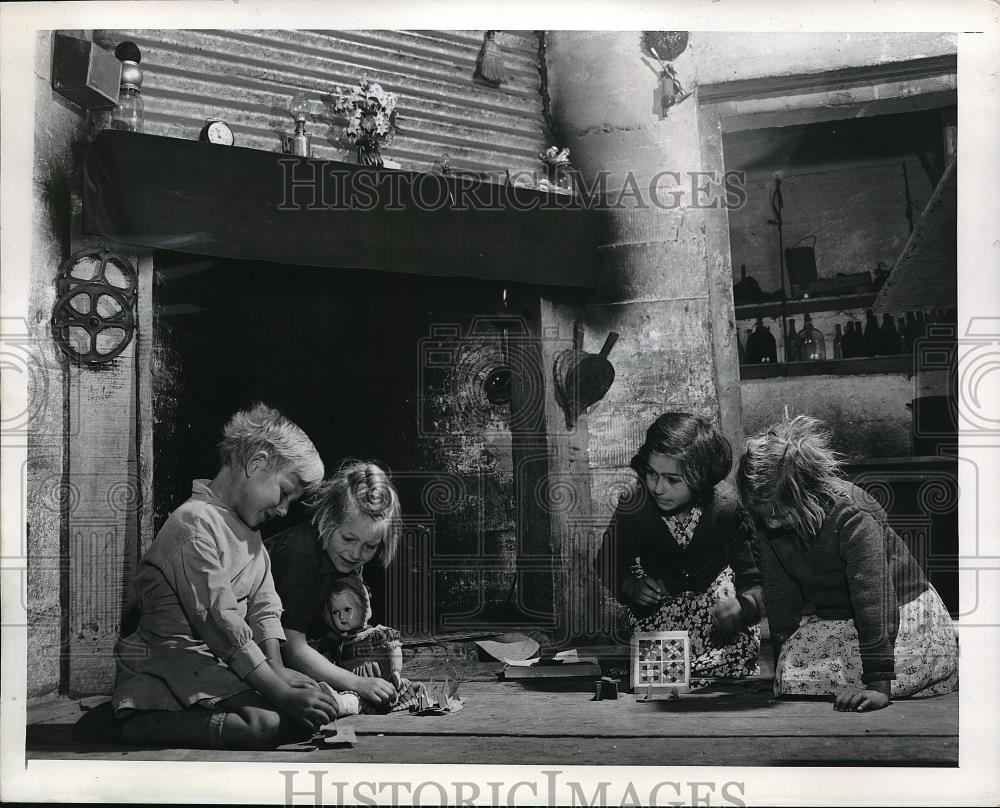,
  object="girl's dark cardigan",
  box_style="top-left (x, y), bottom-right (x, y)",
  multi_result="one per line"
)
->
top-left (594, 482), bottom-right (764, 623)
top-left (758, 479), bottom-right (930, 683)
